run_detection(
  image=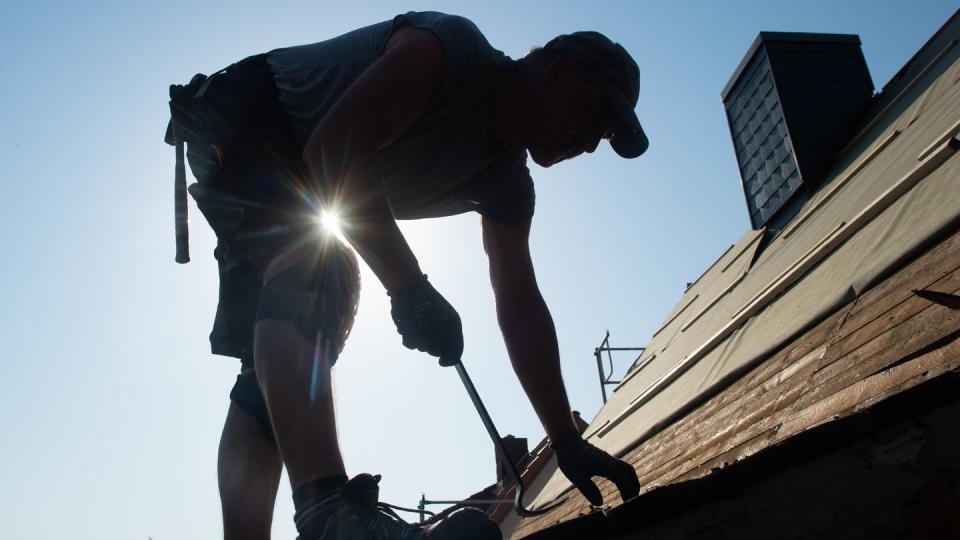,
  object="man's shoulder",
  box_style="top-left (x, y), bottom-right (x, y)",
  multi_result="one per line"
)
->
top-left (393, 11), bottom-right (491, 56)
top-left (395, 12), bottom-right (483, 34)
